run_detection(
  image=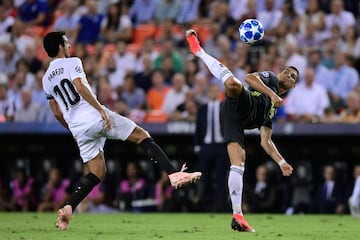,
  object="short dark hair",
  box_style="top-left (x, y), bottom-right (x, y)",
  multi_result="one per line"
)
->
top-left (43, 31), bottom-right (66, 57)
top-left (286, 66), bottom-right (300, 82)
